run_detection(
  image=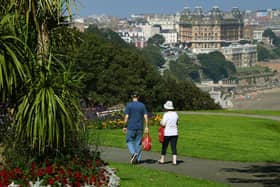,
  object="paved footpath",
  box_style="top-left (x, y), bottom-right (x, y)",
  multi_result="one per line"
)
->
top-left (100, 146), bottom-right (280, 187)
top-left (100, 112), bottom-right (280, 187)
